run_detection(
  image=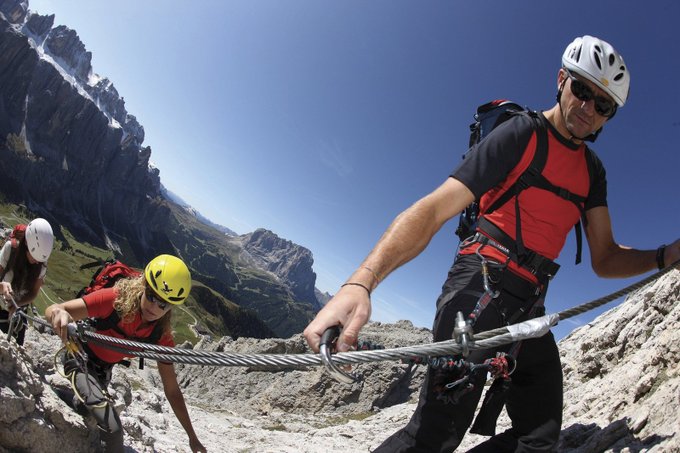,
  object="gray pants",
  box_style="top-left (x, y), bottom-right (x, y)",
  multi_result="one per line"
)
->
top-left (63, 355), bottom-right (124, 453)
